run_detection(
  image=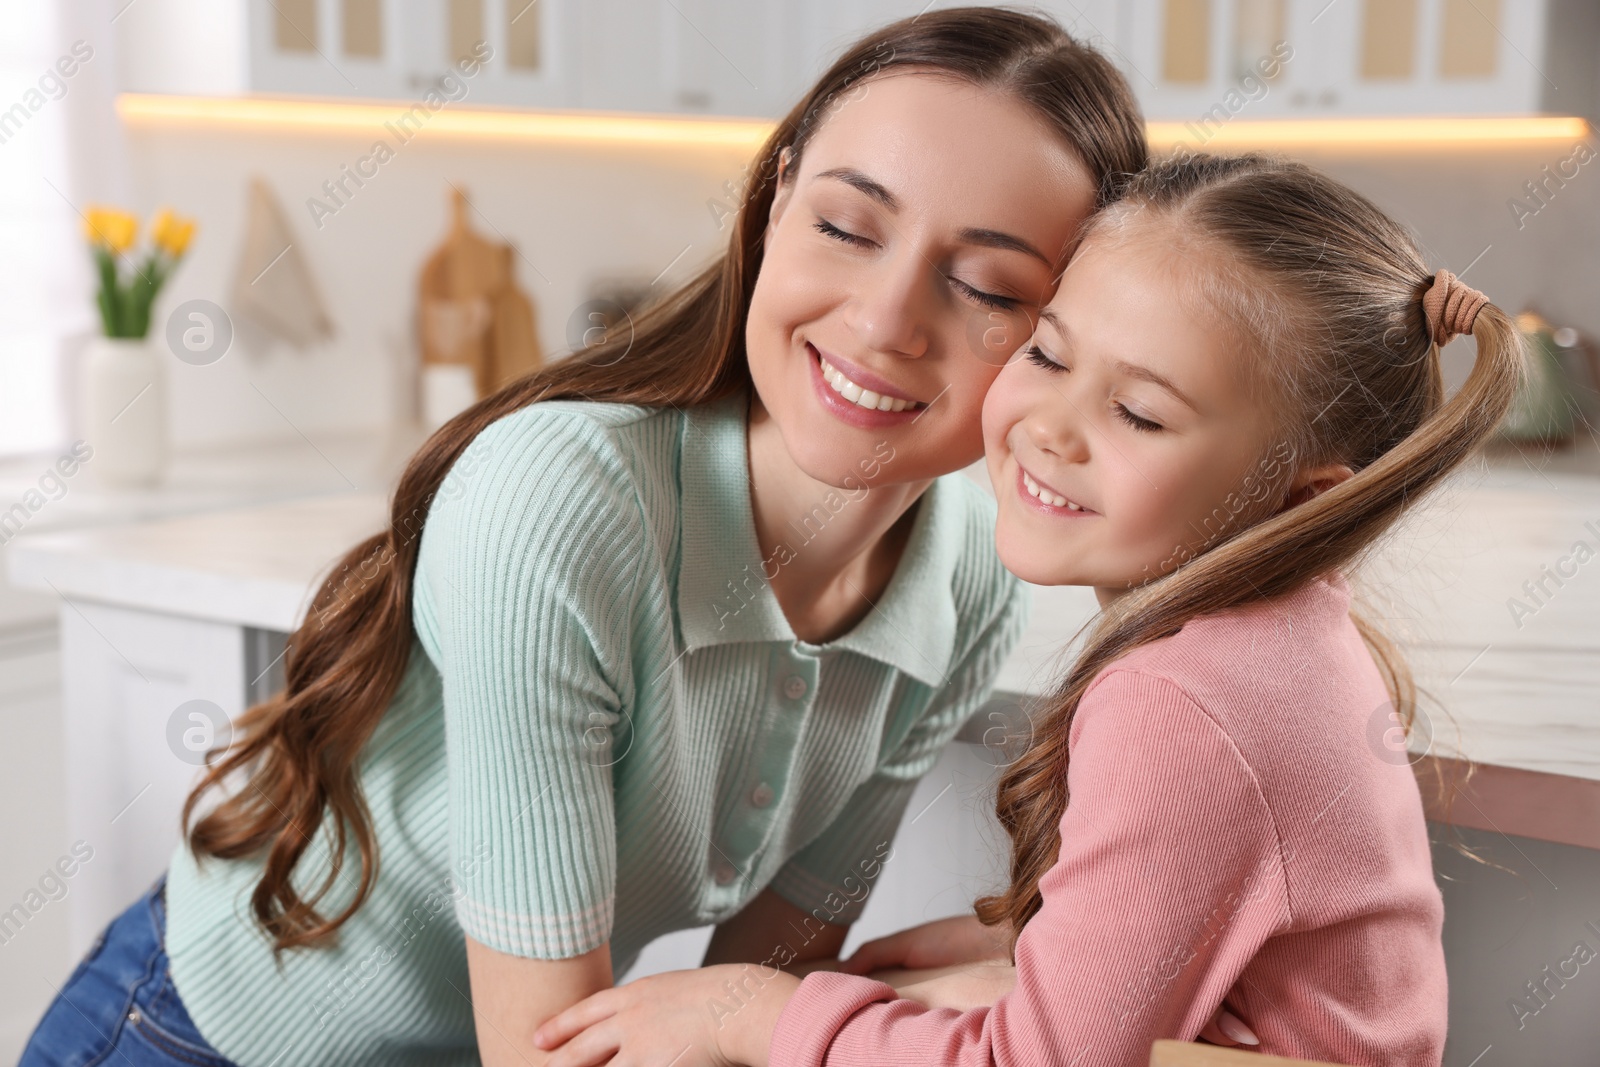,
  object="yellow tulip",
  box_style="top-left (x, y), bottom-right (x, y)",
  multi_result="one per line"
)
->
top-left (84, 205), bottom-right (138, 254)
top-left (150, 207), bottom-right (196, 258)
